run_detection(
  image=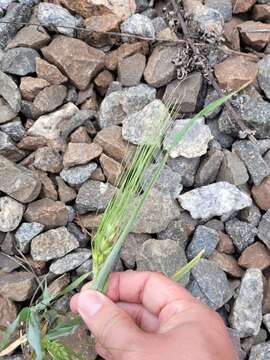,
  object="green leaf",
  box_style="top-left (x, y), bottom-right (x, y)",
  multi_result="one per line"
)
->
top-left (171, 250), bottom-right (205, 282)
top-left (27, 310), bottom-right (43, 360)
top-left (46, 316), bottom-right (83, 340)
top-left (44, 339), bottom-right (70, 360)
top-left (57, 272), bottom-right (92, 299)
